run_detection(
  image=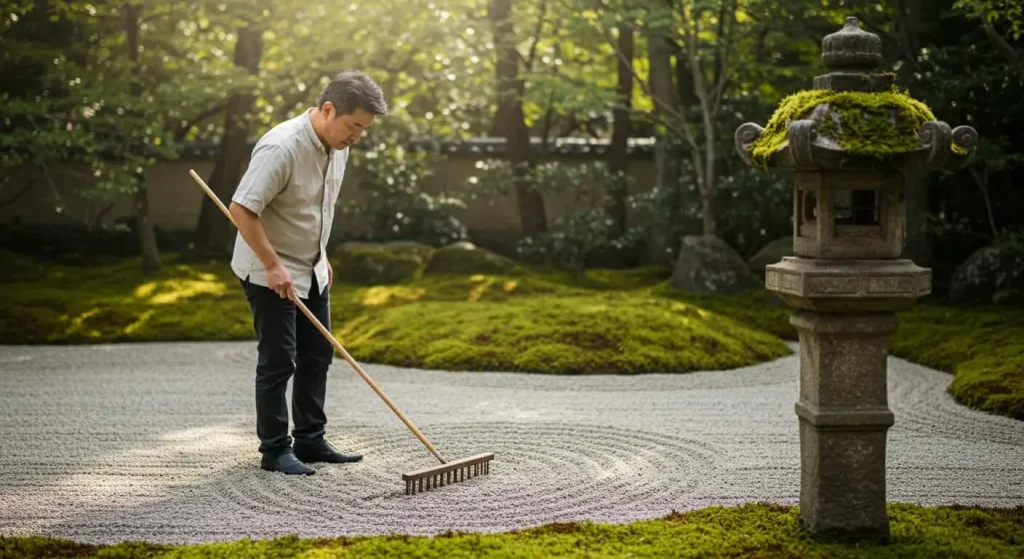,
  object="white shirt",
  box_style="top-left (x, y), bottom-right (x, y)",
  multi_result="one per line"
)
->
top-left (230, 108), bottom-right (349, 298)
